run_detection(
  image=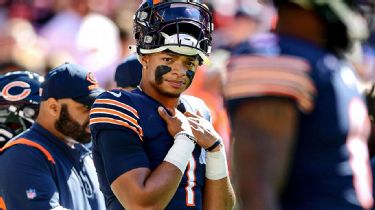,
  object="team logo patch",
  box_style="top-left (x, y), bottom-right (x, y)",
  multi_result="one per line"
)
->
top-left (86, 72), bottom-right (99, 90)
top-left (1, 81), bottom-right (31, 101)
top-left (25, 188), bottom-right (37, 200)
top-left (86, 72), bottom-right (98, 85)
